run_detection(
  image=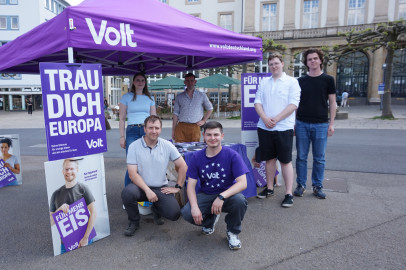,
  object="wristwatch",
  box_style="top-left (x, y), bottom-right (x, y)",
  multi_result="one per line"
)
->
top-left (175, 184), bottom-right (182, 190)
top-left (217, 194), bottom-right (225, 201)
